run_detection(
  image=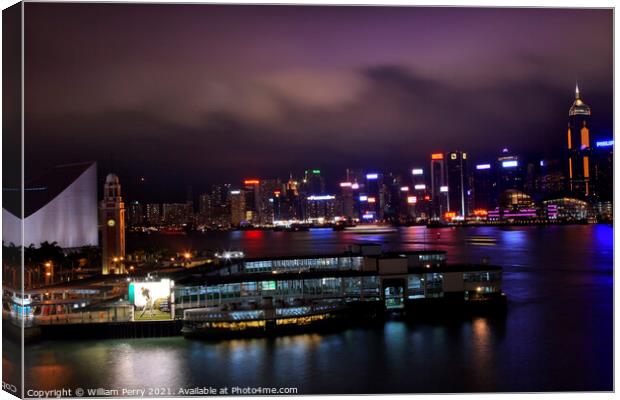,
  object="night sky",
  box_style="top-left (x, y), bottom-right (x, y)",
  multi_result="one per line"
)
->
top-left (24, 4), bottom-right (613, 201)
